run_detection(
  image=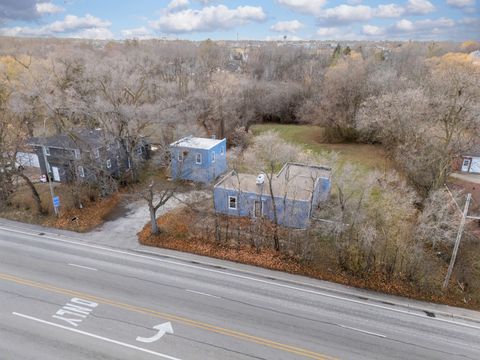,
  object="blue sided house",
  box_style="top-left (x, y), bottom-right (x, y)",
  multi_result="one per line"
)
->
top-left (170, 136), bottom-right (227, 183)
top-left (214, 163), bottom-right (331, 229)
